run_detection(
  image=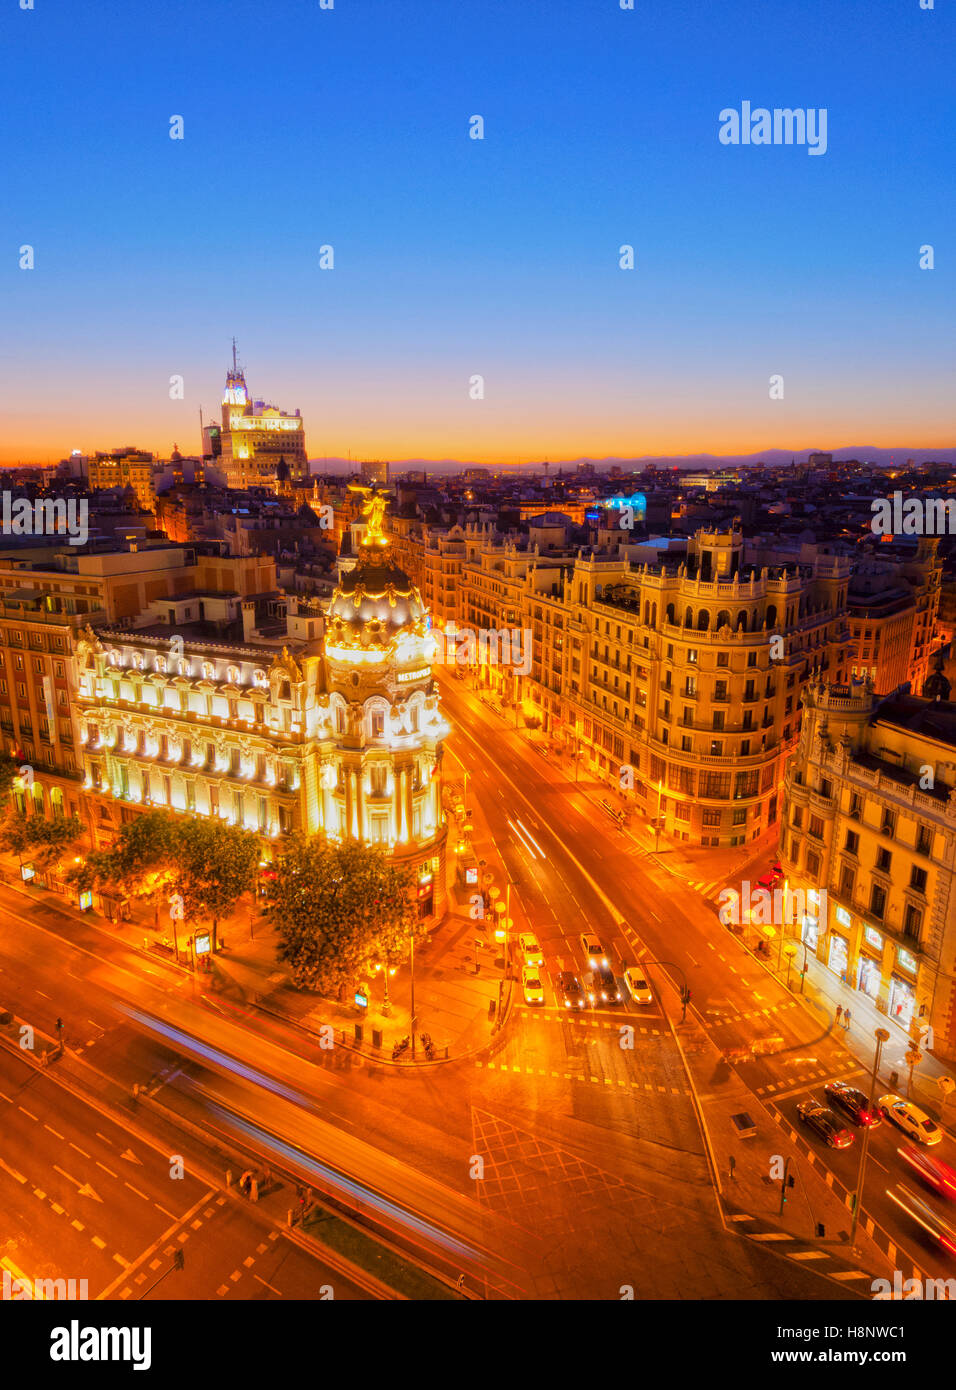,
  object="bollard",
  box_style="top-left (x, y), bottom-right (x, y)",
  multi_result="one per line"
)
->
top-left (354, 1022), bottom-right (364, 1044)
top-left (371, 1027), bottom-right (383, 1049)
